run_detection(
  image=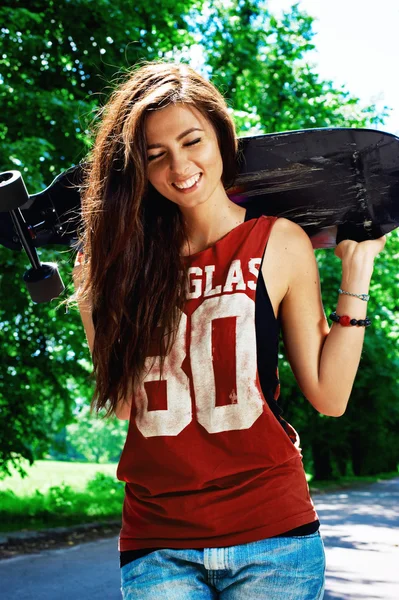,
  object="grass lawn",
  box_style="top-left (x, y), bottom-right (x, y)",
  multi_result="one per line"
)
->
top-left (0, 460), bottom-right (123, 533)
top-left (1, 460), bottom-right (397, 534)
top-left (0, 459), bottom-right (118, 495)
top-left (308, 471), bottom-right (399, 494)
